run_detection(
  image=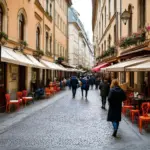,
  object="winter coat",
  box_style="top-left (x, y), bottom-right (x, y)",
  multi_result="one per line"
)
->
top-left (99, 81), bottom-right (110, 97)
top-left (81, 78), bottom-right (89, 90)
top-left (89, 77), bottom-right (95, 85)
top-left (107, 86), bottom-right (126, 122)
top-left (70, 76), bottom-right (79, 88)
